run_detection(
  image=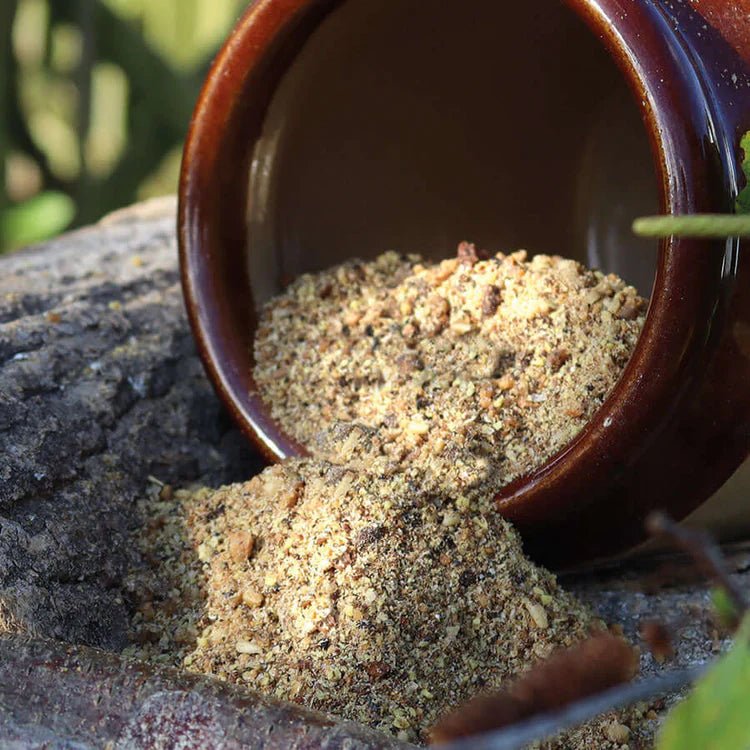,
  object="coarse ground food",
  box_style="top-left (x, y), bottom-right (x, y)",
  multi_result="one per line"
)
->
top-left (253, 246), bottom-right (646, 500)
top-left (123, 445), bottom-right (648, 747)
